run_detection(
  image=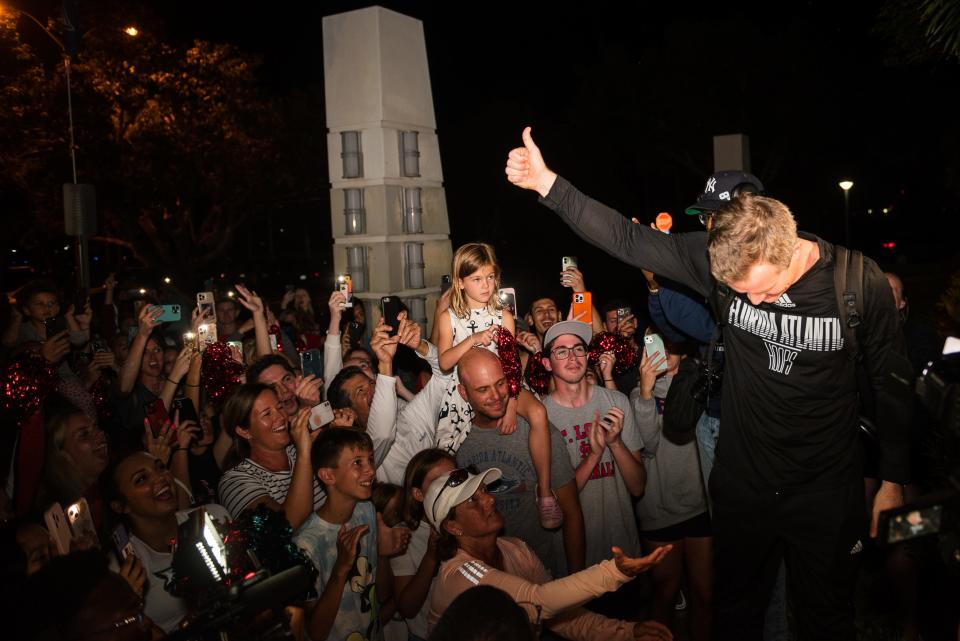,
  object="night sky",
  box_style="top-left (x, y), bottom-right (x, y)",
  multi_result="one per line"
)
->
top-left (22, 1), bottom-right (960, 309)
